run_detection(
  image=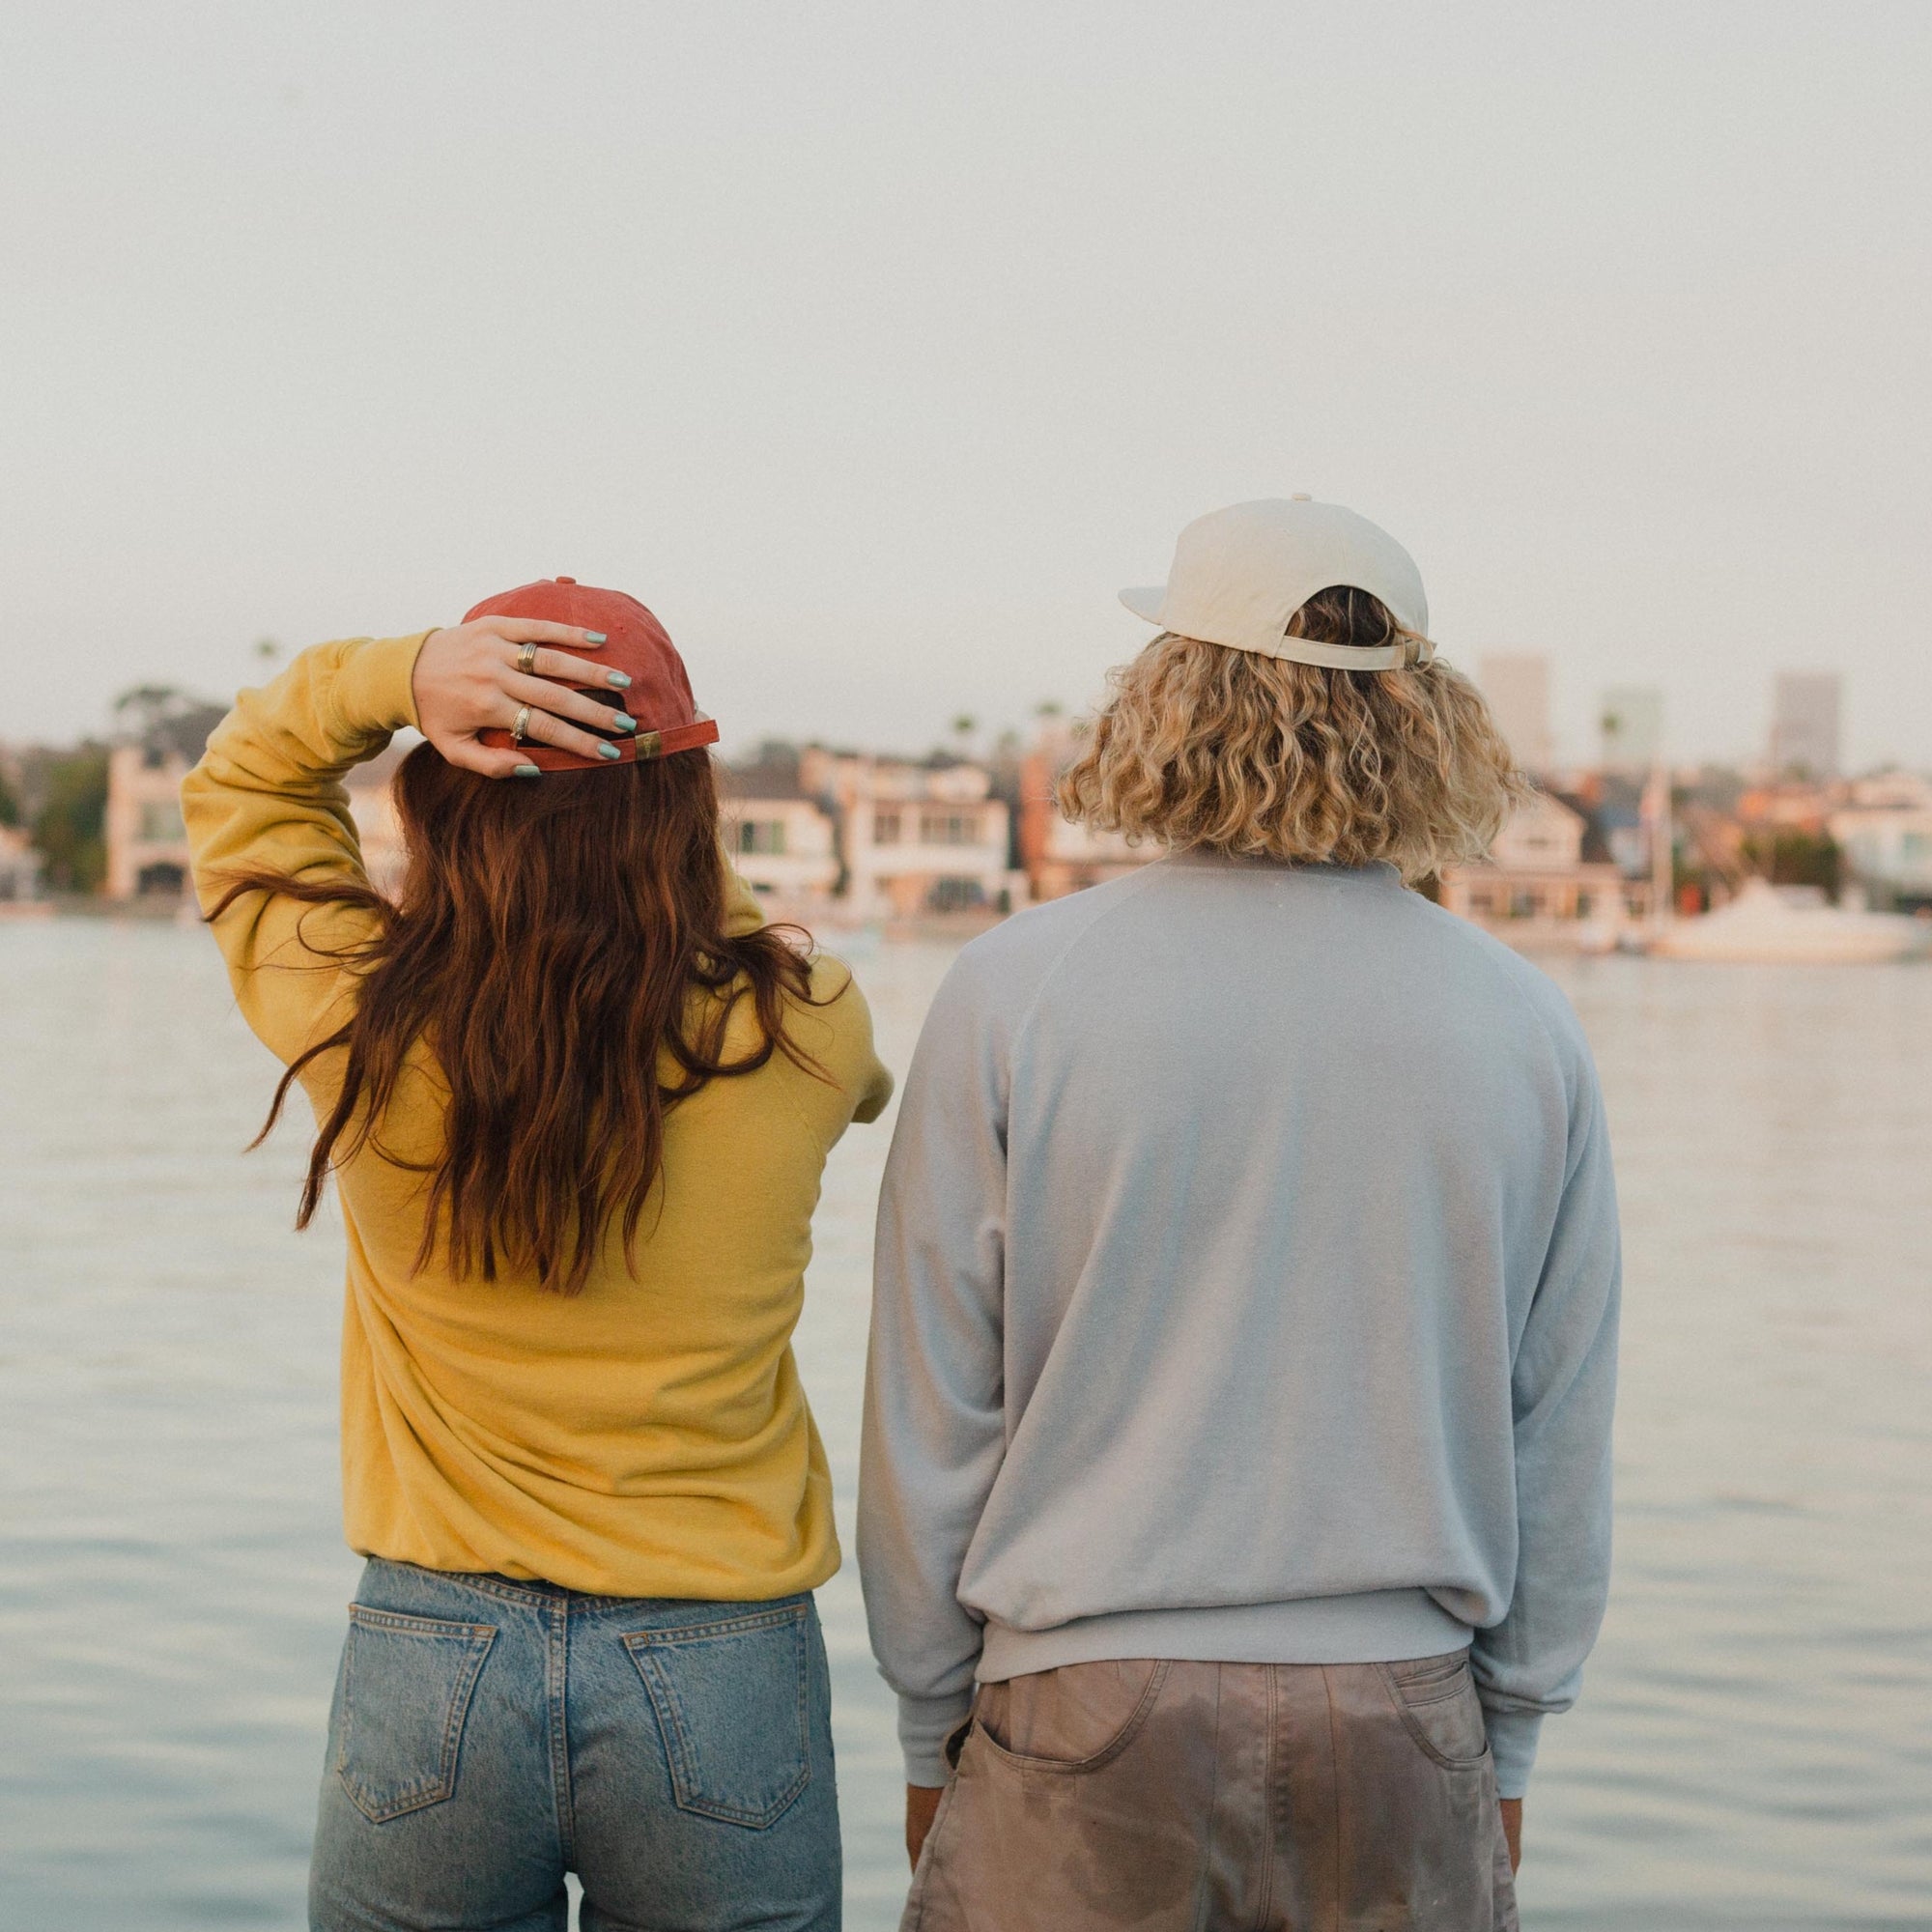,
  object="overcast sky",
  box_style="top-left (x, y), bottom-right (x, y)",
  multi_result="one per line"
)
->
top-left (4, 2), bottom-right (1928, 767)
